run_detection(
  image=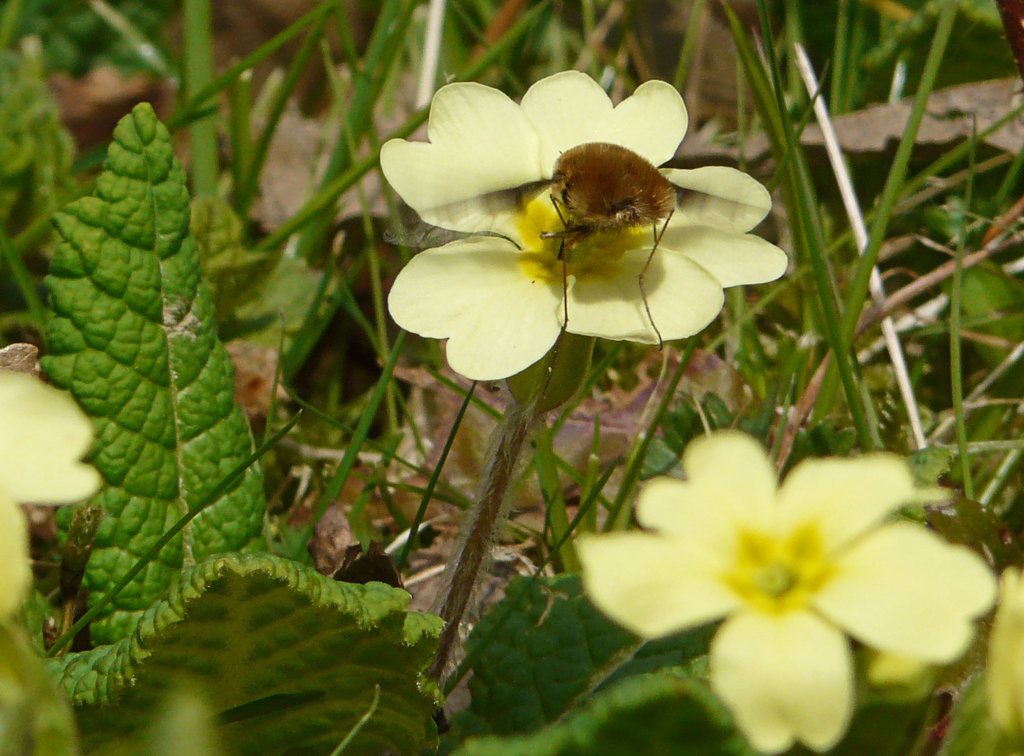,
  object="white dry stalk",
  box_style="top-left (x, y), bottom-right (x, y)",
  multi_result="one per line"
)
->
top-left (888, 58), bottom-right (908, 104)
top-left (384, 519), bottom-right (438, 555)
top-left (793, 43), bottom-right (926, 449)
top-left (404, 562), bottom-right (447, 588)
top-left (416, 0), bottom-right (448, 109)
top-left (981, 447), bottom-right (1024, 507)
